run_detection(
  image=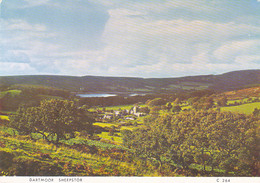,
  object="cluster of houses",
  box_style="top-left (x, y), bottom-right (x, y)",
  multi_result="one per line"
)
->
top-left (100, 106), bottom-right (147, 121)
